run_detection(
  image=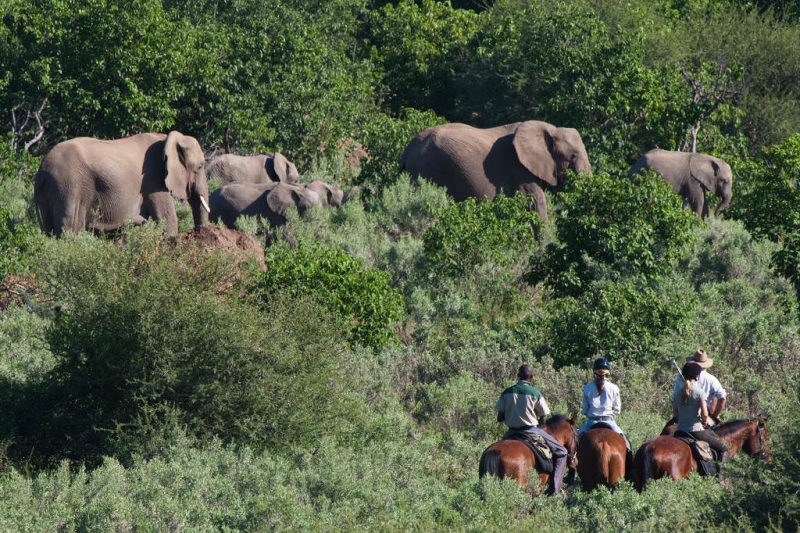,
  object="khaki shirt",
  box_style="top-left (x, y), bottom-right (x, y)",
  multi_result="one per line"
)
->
top-left (496, 380), bottom-right (550, 428)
